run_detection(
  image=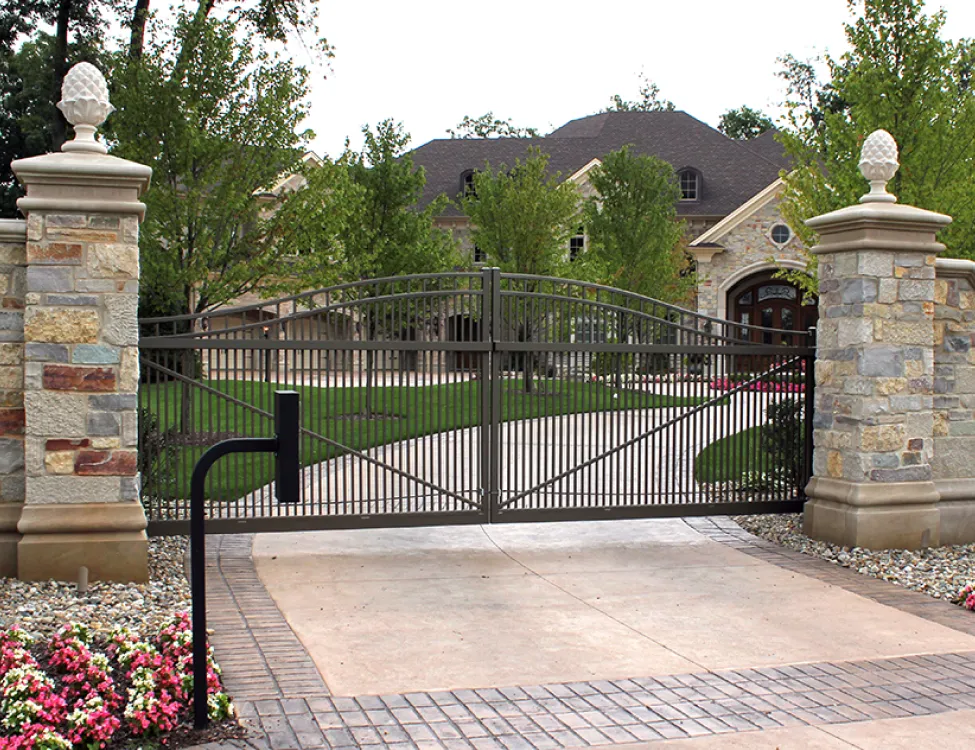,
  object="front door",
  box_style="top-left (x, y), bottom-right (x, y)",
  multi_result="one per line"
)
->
top-left (731, 278), bottom-right (815, 346)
